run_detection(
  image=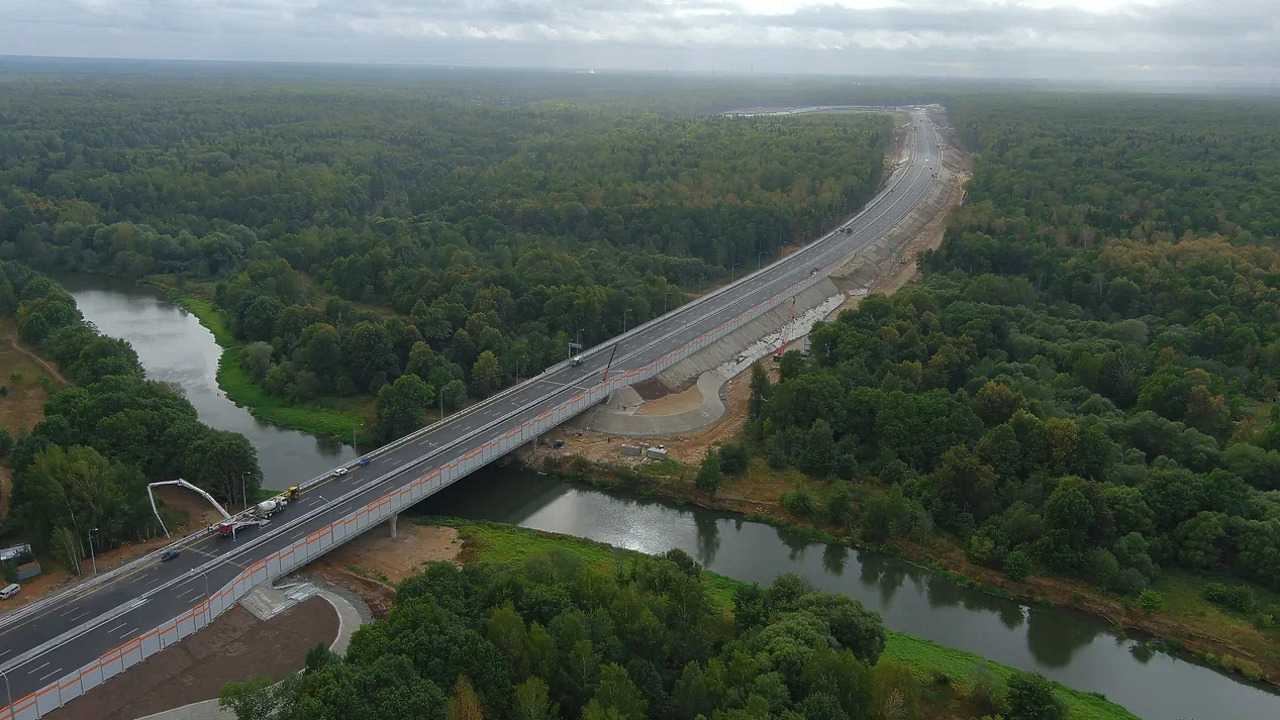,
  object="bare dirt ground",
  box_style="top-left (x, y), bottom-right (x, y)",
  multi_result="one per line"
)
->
top-left (305, 523), bottom-right (461, 619)
top-left (44, 597), bottom-right (338, 720)
top-left (0, 318), bottom-right (63, 517)
top-left (635, 383), bottom-right (704, 416)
